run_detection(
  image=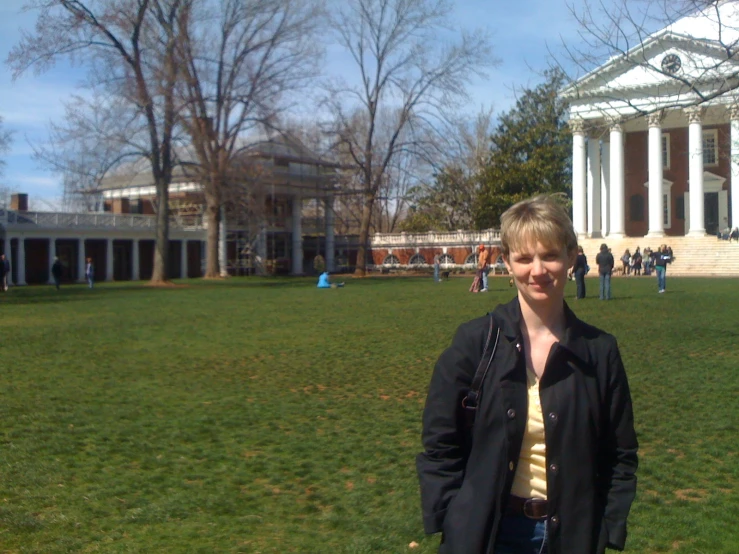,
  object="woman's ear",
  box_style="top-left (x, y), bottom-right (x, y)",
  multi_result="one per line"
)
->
top-left (502, 255), bottom-right (512, 274)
